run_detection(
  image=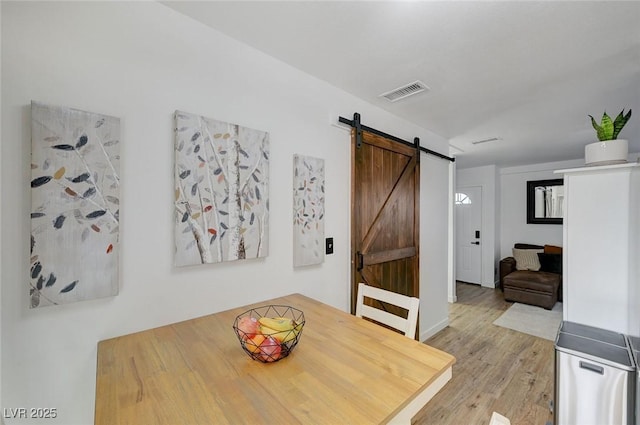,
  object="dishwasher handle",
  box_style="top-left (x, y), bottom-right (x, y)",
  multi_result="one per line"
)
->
top-left (579, 361), bottom-right (604, 375)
